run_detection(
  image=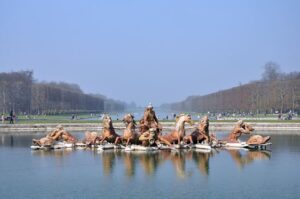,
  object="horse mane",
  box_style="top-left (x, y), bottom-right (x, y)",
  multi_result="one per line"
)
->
top-left (127, 118), bottom-right (136, 128)
top-left (175, 114), bottom-right (187, 132)
top-left (175, 113), bottom-right (185, 123)
top-left (199, 115), bottom-right (209, 131)
top-left (102, 115), bottom-right (114, 130)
